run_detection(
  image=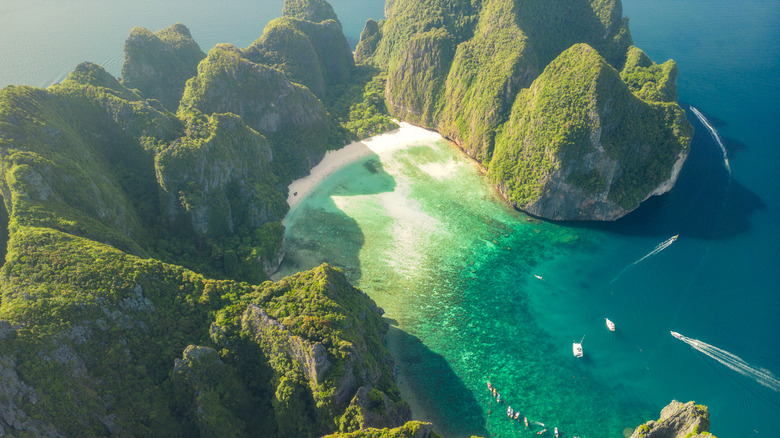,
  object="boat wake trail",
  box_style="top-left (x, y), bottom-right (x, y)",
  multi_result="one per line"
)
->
top-left (672, 332), bottom-right (780, 392)
top-left (610, 235), bottom-right (678, 283)
top-left (689, 106), bottom-right (731, 176)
